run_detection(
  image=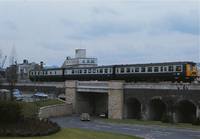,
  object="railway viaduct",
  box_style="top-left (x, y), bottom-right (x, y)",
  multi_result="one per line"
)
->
top-left (65, 80), bottom-right (200, 123)
top-left (1, 81), bottom-right (200, 123)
